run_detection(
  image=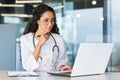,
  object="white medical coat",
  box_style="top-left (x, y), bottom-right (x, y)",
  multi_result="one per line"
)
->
top-left (20, 32), bottom-right (67, 71)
